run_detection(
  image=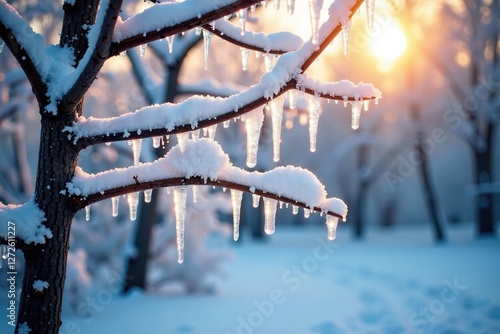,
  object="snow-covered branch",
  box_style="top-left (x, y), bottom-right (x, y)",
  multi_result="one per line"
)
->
top-left (110, 0), bottom-right (262, 57)
top-left (0, 1), bottom-right (48, 105)
top-left (67, 140), bottom-right (347, 221)
top-left (0, 198), bottom-right (53, 249)
top-left (202, 19), bottom-right (303, 55)
top-left (59, 0), bottom-right (123, 113)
